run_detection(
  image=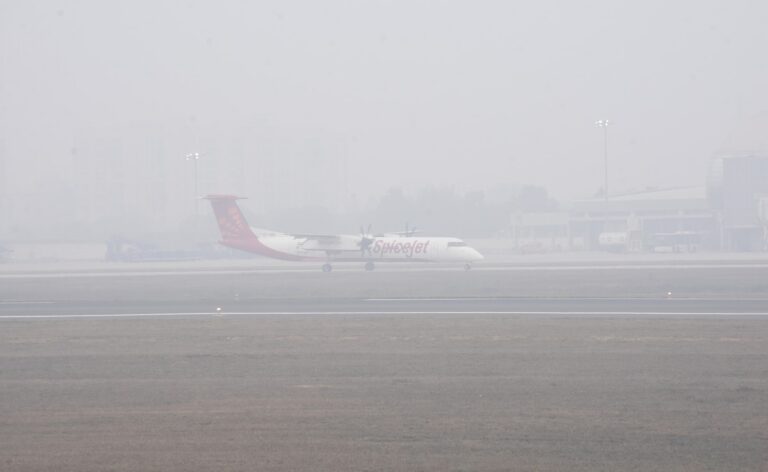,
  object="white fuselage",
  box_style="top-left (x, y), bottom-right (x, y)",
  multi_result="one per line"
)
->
top-left (206, 194), bottom-right (484, 266)
top-left (254, 233), bottom-right (483, 263)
